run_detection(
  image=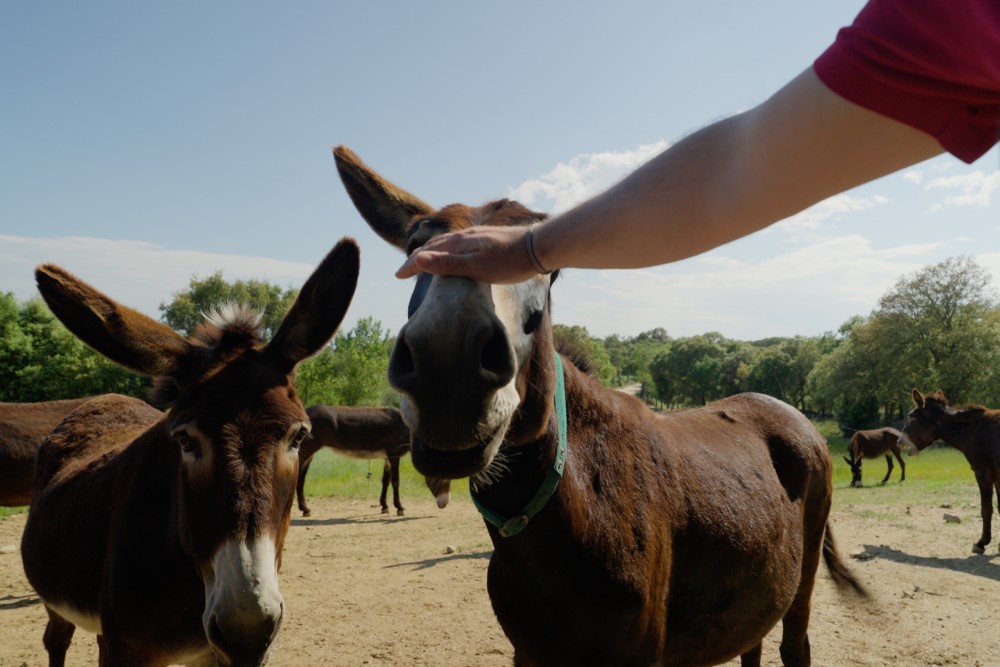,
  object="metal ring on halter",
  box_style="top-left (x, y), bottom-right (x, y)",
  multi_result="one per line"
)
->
top-left (525, 227), bottom-right (552, 275)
